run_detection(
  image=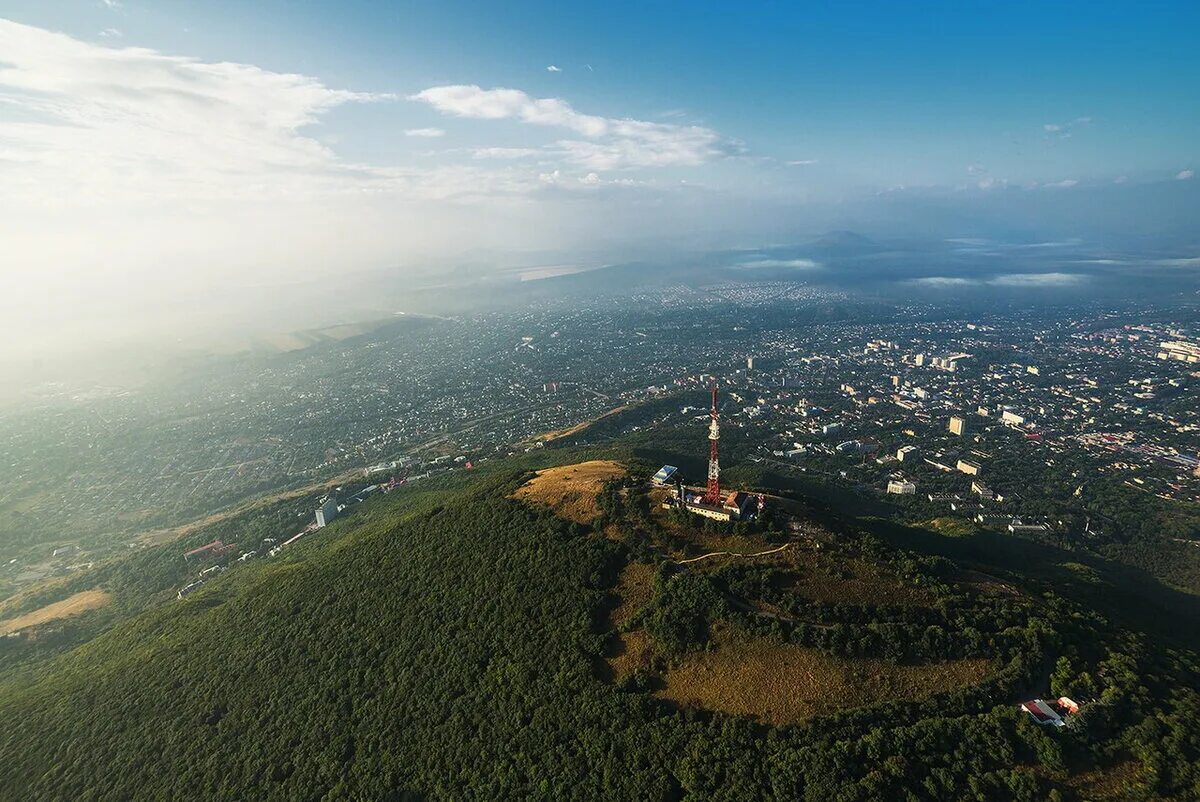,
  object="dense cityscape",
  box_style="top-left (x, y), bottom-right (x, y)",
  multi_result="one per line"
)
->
top-left (3, 284), bottom-right (1197, 599)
